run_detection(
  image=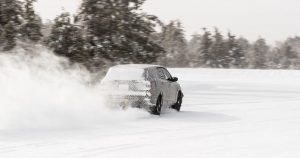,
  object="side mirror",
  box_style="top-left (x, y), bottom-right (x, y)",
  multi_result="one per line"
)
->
top-left (170, 77), bottom-right (178, 82)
